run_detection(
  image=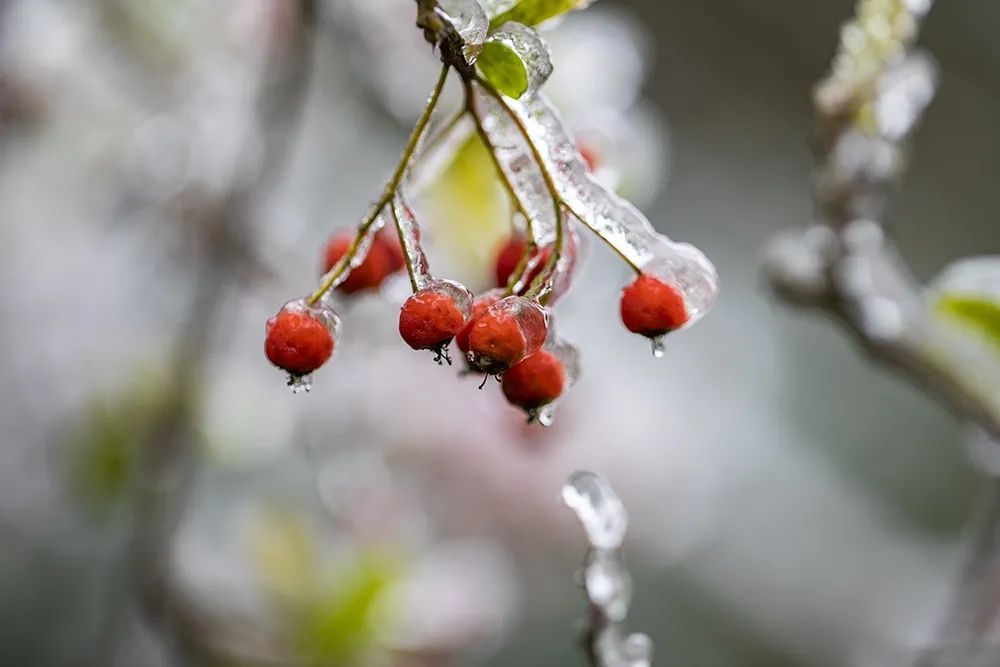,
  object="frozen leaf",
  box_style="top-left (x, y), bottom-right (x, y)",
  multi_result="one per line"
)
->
top-left (477, 22), bottom-right (552, 99)
top-left (468, 82), bottom-right (558, 245)
top-left (501, 90), bottom-right (718, 322)
top-left (489, 0), bottom-right (597, 30)
top-left (435, 0), bottom-right (489, 65)
top-left (391, 191), bottom-right (432, 290)
top-left (930, 256), bottom-right (1000, 354)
